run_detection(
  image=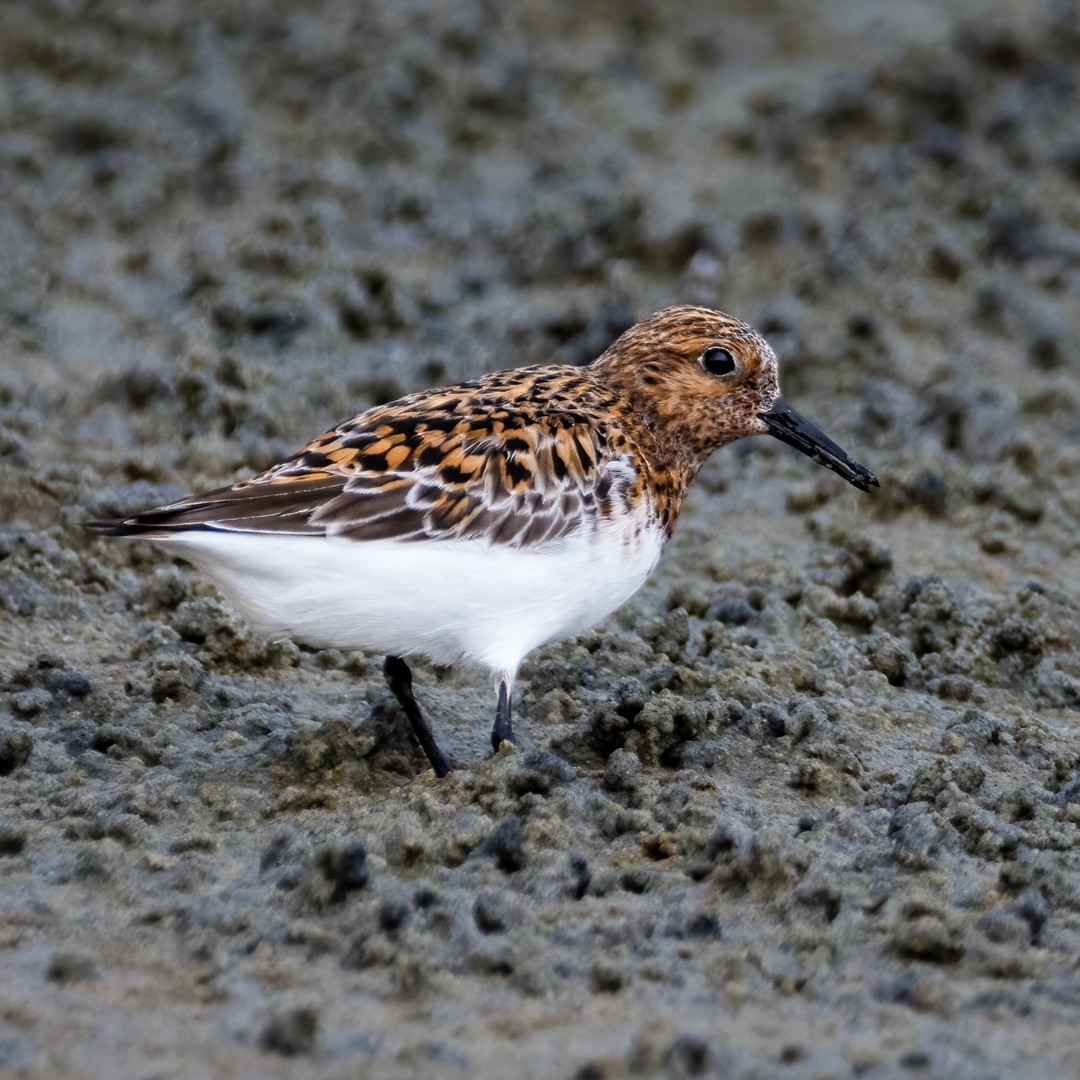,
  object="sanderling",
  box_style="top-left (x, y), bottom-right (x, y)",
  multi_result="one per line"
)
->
top-left (89, 306), bottom-right (877, 776)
